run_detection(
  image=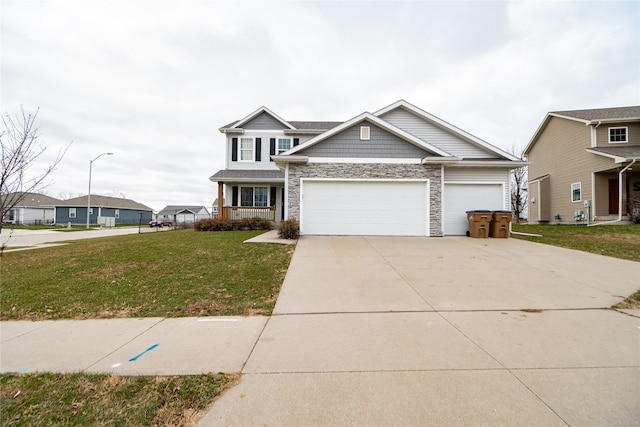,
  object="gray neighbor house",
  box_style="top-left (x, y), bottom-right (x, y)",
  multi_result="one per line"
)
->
top-left (55, 195), bottom-right (153, 226)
